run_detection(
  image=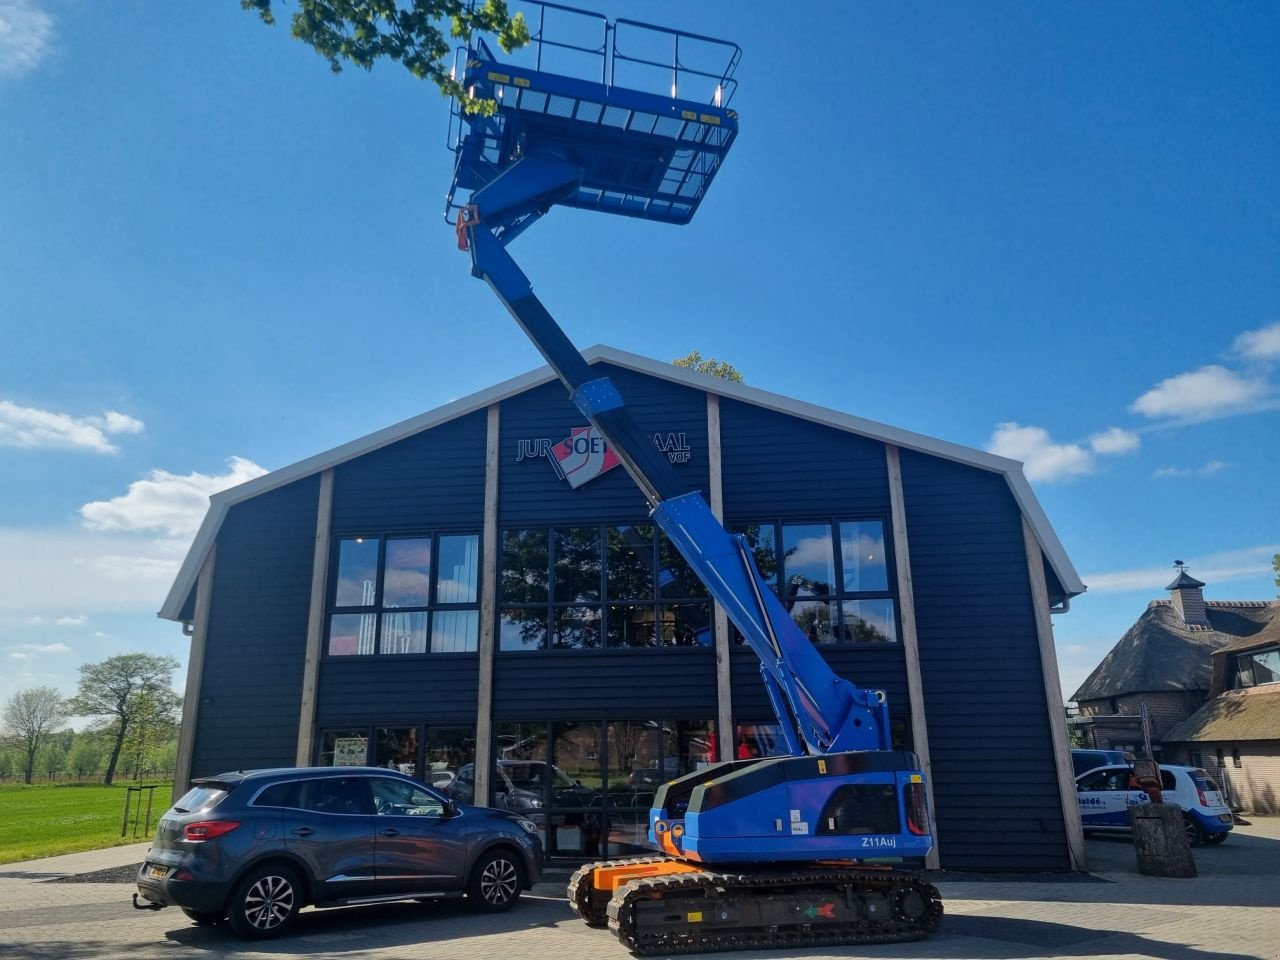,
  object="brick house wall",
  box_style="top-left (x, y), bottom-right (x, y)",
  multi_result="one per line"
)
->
top-left (1170, 742), bottom-right (1280, 815)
